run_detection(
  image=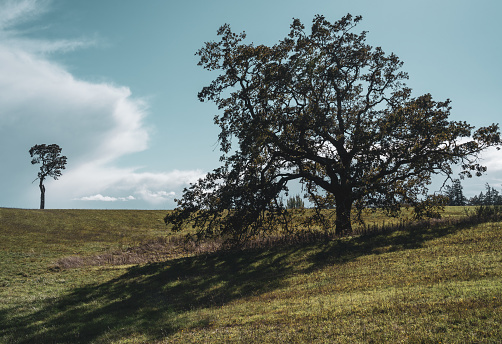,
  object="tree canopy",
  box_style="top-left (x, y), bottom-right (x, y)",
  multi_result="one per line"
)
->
top-left (166, 14), bottom-right (501, 242)
top-left (29, 144), bottom-right (67, 209)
